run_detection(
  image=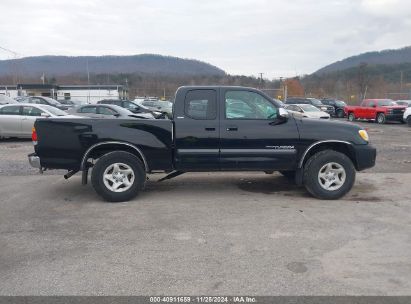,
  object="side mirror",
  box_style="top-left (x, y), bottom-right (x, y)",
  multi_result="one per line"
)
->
top-left (113, 113), bottom-right (121, 117)
top-left (279, 108), bottom-right (289, 118)
top-left (41, 112), bottom-right (51, 118)
top-left (269, 108), bottom-right (289, 125)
